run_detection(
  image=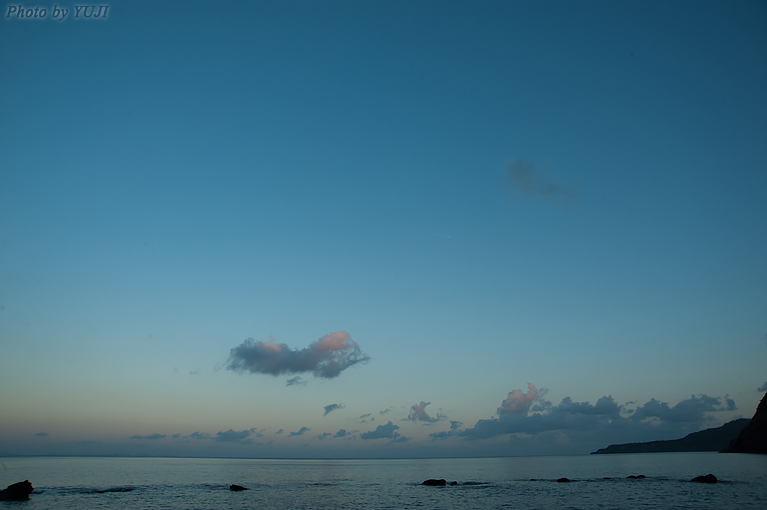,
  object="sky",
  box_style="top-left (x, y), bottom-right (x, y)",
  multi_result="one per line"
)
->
top-left (1, 0), bottom-right (766, 458)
